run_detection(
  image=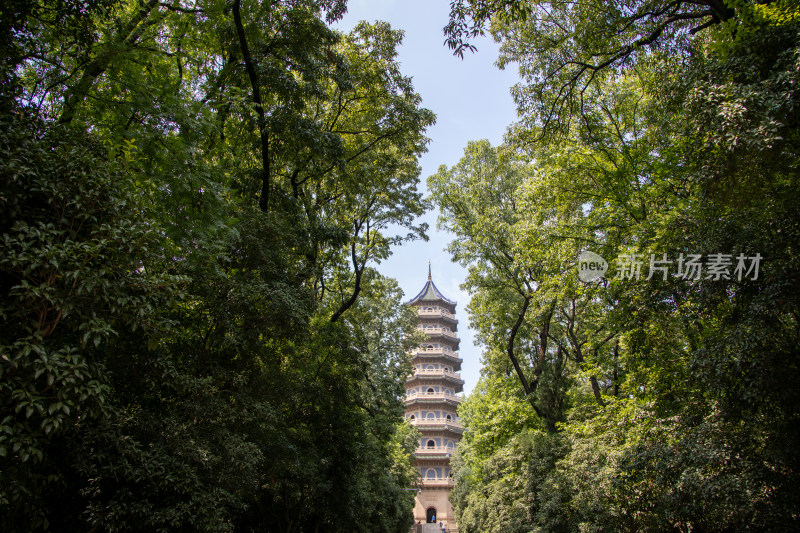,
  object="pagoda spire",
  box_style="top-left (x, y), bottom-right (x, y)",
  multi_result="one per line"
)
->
top-left (406, 264), bottom-right (456, 306)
